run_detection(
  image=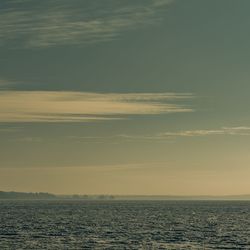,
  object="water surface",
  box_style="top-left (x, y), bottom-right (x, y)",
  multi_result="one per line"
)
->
top-left (0, 200), bottom-right (249, 249)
